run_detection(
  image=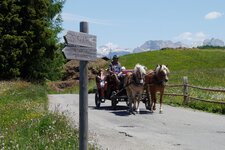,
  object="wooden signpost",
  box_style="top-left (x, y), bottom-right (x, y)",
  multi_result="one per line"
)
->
top-left (63, 22), bottom-right (96, 150)
top-left (62, 46), bottom-right (97, 61)
top-left (64, 30), bottom-right (96, 48)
